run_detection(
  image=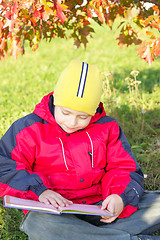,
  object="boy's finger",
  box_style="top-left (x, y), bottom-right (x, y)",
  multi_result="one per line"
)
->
top-left (40, 197), bottom-right (51, 205)
top-left (101, 197), bottom-right (110, 210)
top-left (100, 216), bottom-right (117, 223)
top-left (64, 200), bottom-right (73, 206)
top-left (48, 198), bottom-right (59, 208)
top-left (52, 195), bottom-right (71, 207)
